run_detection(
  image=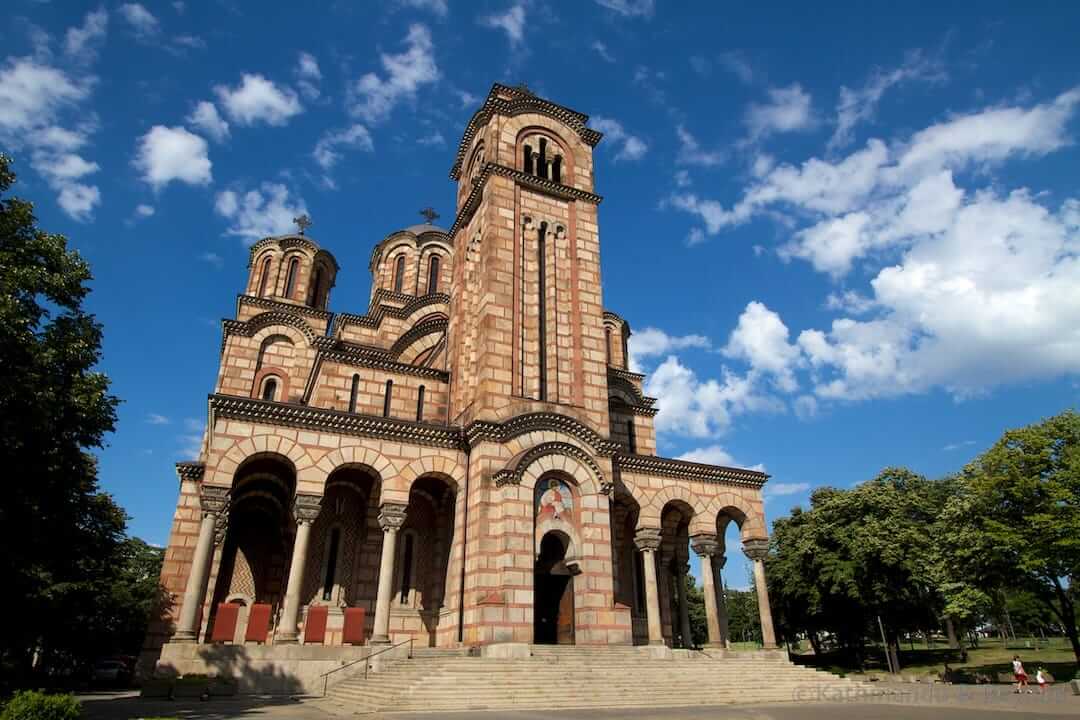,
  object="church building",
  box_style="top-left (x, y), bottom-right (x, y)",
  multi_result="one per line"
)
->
top-left (145, 84), bottom-right (777, 684)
